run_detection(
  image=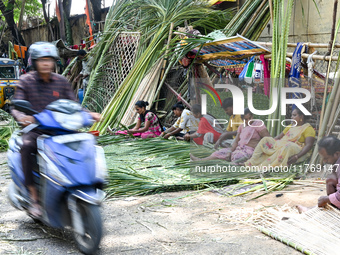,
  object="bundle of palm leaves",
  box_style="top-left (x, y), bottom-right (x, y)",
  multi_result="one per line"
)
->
top-left (223, 0), bottom-right (270, 40)
top-left (100, 136), bottom-right (299, 197)
top-left (0, 110), bottom-right (18, 152)
top-left (84, 0), bottom-right (234, 134)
